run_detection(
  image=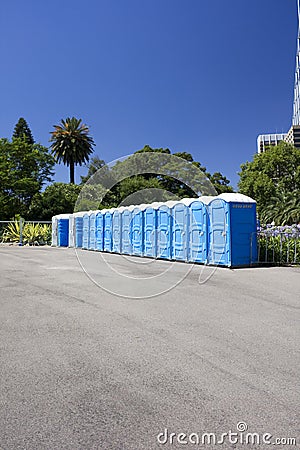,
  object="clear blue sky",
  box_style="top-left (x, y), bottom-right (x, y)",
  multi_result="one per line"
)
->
top-left (0, 0), bottom-right (298, 189)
